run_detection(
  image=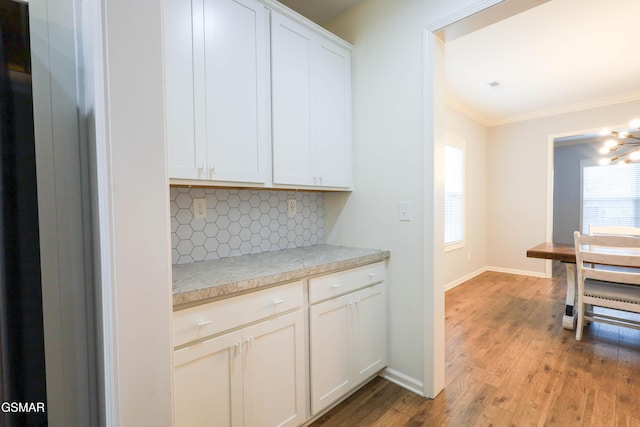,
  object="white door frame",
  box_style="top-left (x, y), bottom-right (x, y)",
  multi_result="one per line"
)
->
top-left (422, 0), bottom-right (517, 398)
